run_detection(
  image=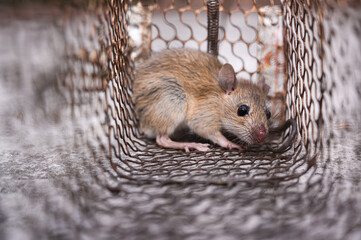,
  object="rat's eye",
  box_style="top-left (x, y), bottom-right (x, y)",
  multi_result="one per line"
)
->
top-left (237, 105), bottom-right (249, 117)
top-left (265, 109), bottom-right (271, 119)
